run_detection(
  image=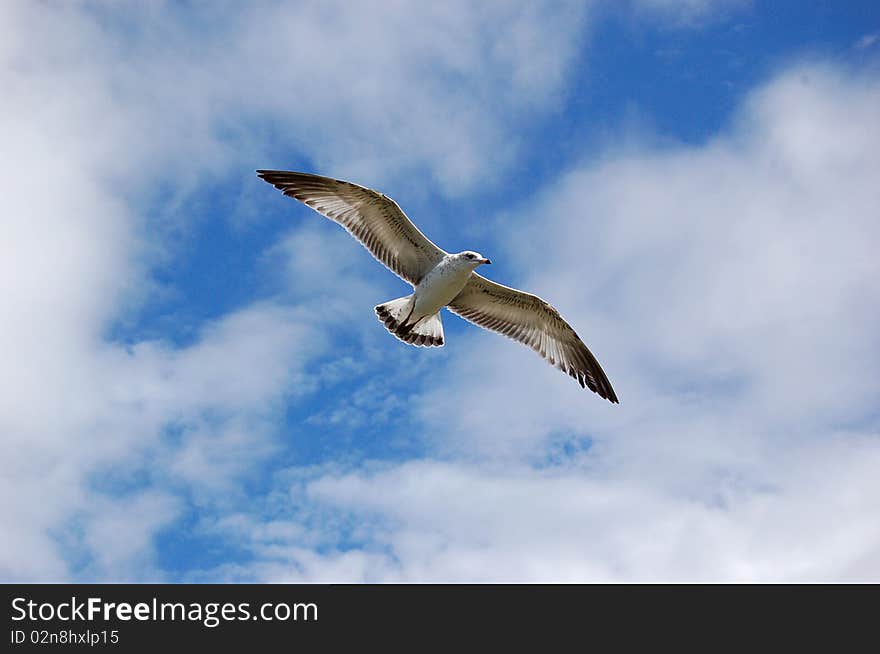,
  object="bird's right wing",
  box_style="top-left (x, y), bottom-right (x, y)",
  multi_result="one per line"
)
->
top-left (257, 170), bottom-right (447, 285)
top-left (448, 273), bottom-right (619, 403)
